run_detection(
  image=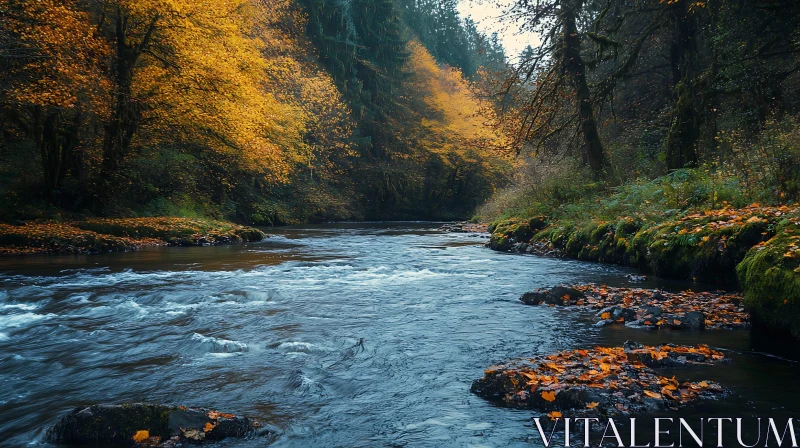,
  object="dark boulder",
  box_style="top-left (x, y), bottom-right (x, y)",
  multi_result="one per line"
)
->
top-left (681, 311), bottom-right (706, 329)
top-left (639, 306), bottom-right (663, 318)
top-left (46, 403), bottom-right (260, 446)
top-left (597, 306), bottom-right (638, 322)
top-left (520, 286), bottom-right (585, 306)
